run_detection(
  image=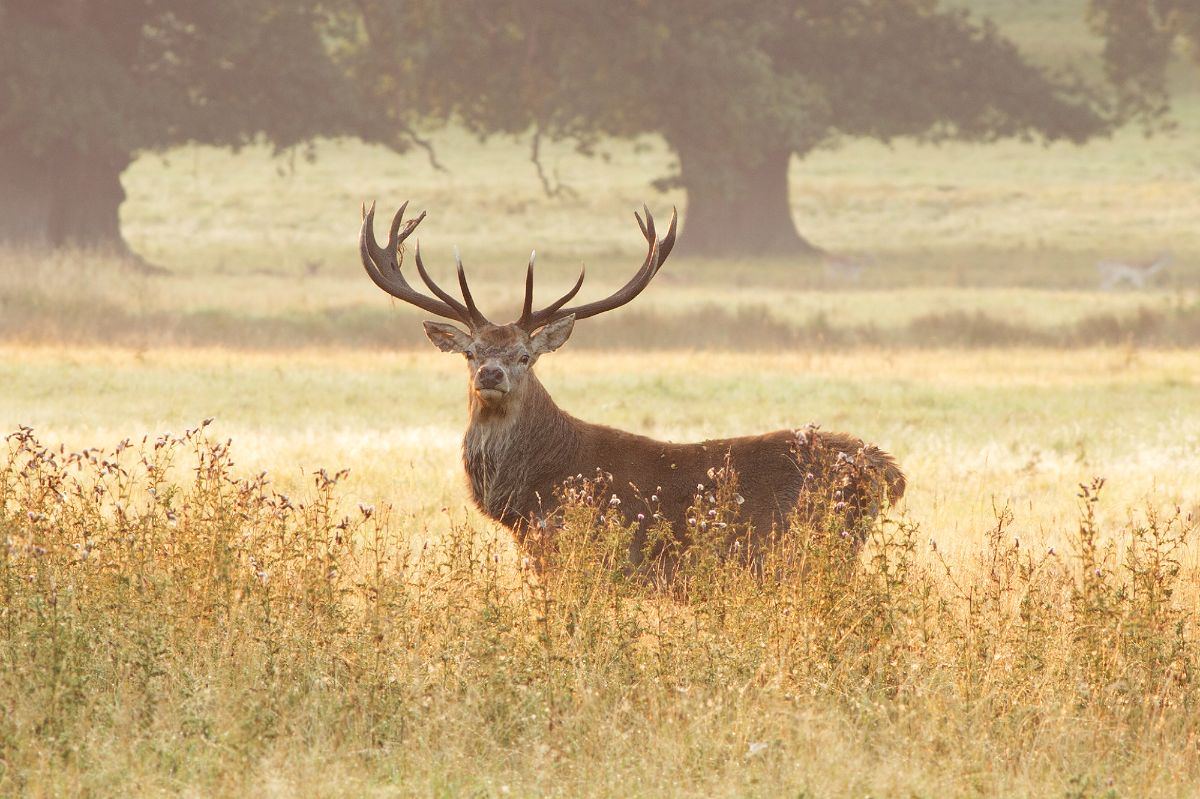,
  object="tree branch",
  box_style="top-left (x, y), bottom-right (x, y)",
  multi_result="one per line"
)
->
top-left (400, 124), bottom-right (447, 172)
top-left (530, 126), bottom-right (576, 199)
